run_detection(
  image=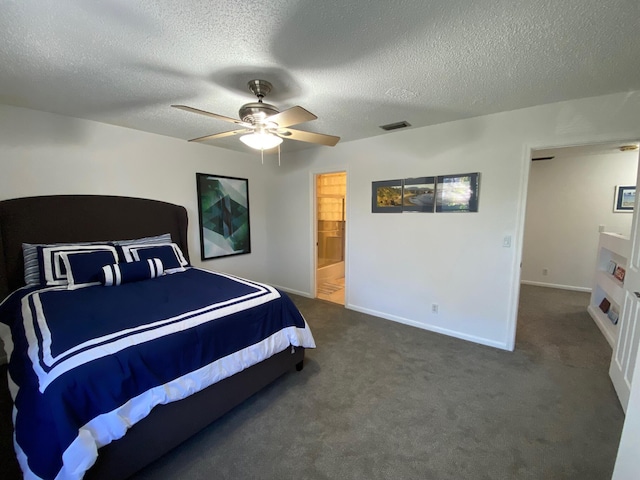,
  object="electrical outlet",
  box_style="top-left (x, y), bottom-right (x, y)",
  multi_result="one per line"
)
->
top-left (542, 268), bottom-right (548, 276)
top-left (432, 303), bottom-right (438, 314)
